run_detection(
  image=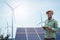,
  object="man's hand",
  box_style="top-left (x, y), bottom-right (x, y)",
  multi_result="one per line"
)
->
top-left (47, 27), bottom-right (52, 30)
top-left (47, 27), bottom-right (54, 32)
top-left (42, 26), bottom-right (47, 30)
top-left (42, 26), bottom-right (52, 30)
